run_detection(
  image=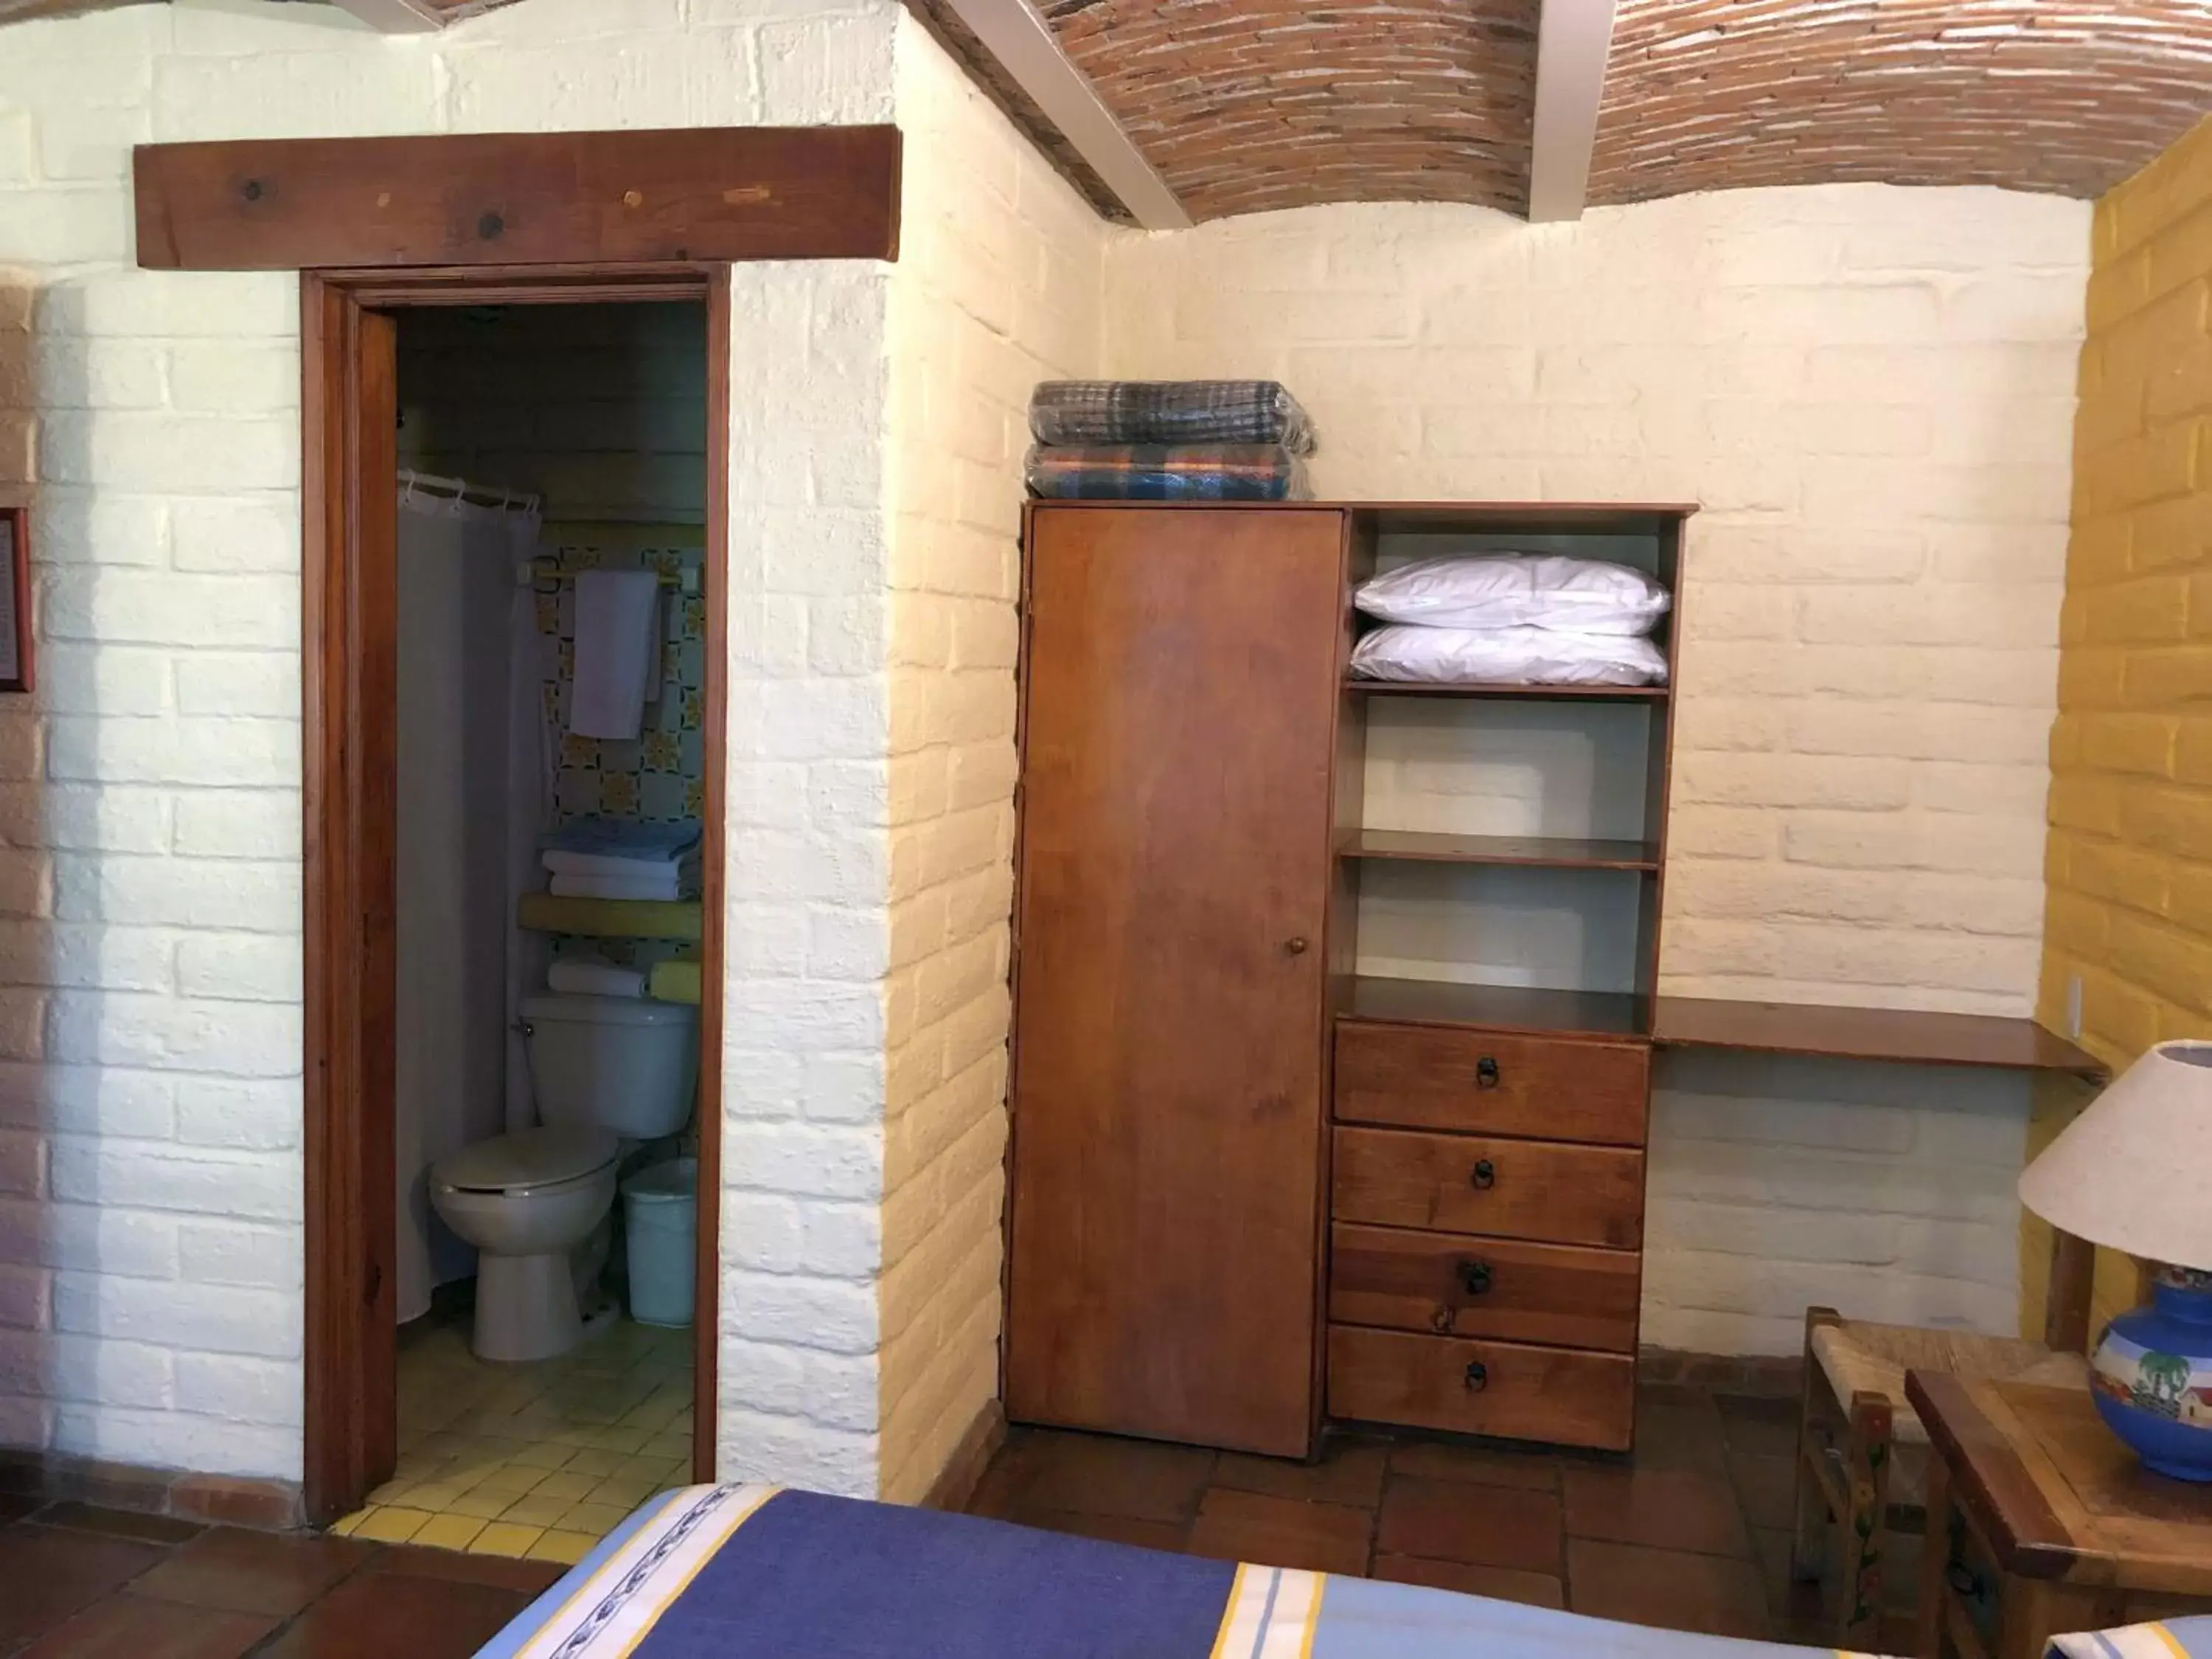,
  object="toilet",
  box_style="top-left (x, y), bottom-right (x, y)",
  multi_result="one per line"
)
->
top-left (431, 993), bottom-right (699, 1362)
